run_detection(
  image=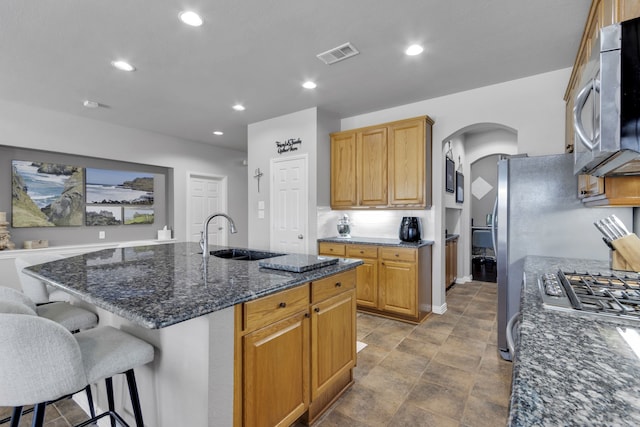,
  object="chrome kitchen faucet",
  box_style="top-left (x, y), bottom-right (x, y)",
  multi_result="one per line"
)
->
top-left (201, 213), bottom-right (237, 258)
